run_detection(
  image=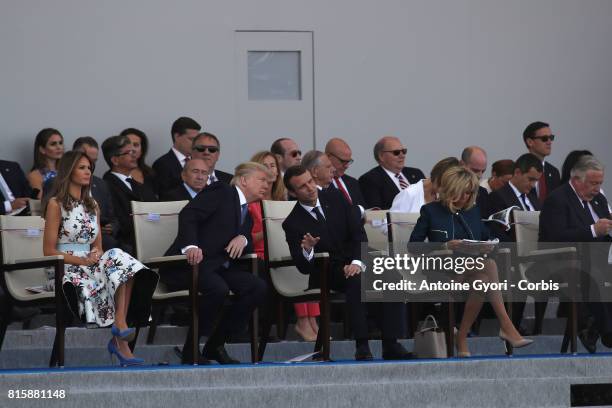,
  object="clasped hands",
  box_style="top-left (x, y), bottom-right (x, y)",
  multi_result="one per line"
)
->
top-left (82, 248), bottom-right (101, 266)
top-left (184, 235), bottom-right (248, 266)
top-left (301, 233), bottom-right (360, 279)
